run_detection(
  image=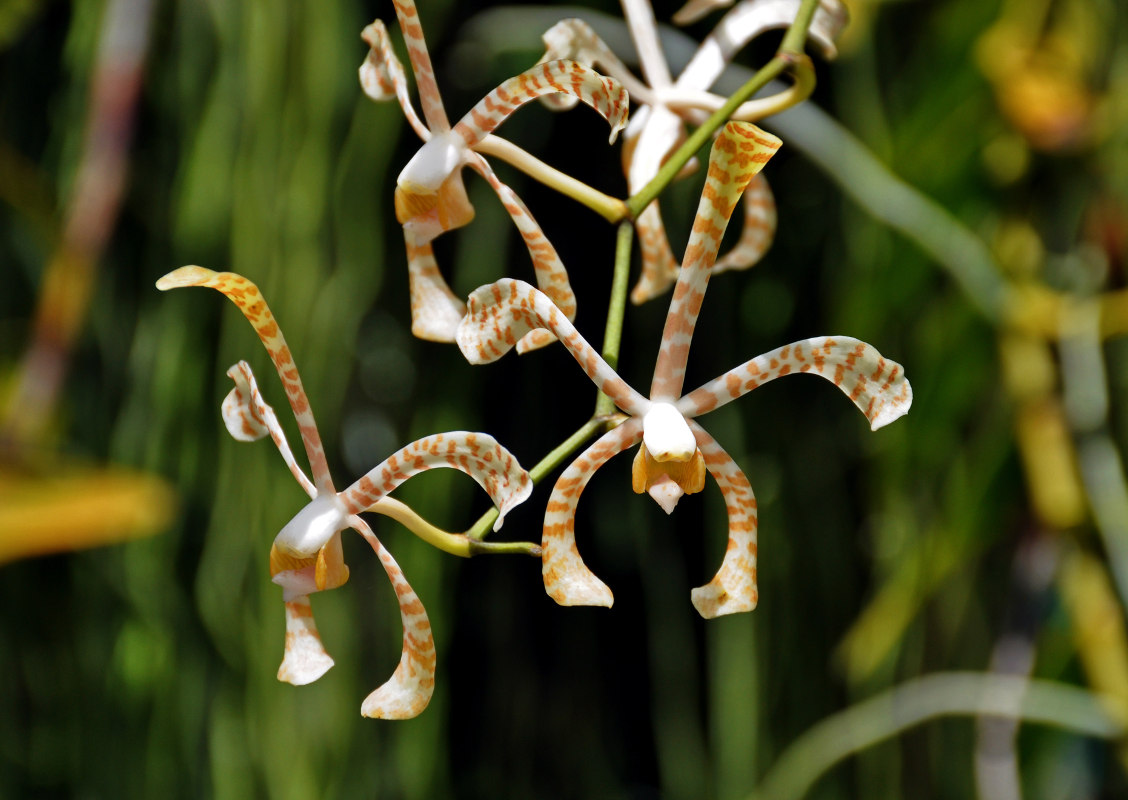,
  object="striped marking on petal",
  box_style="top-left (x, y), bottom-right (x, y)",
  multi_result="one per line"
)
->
top-left (277, 596), bottom-right (335, 685)
top-left (405, 231), bottom-right (467, 342)
top-left (465, 153), bottom-right (576, 353)
top-left (713, 173), bottom-right (777, 274)
top-left (337, 432), bottom-right (532, 531)
top-left (353, 517), bottom-right (436, 720)
top-left (223, 361), bottom-right (315, 498)
top-left (457, 278), bottom-right (649, 415)
top-left (542, 418), bottom-right (643, 608)
top-left (676, 336), bottom-right (913, 430)
top-left (687, 421), bottom-right (758, 618)
top-left (650, 122), bottom-right (781, 402)
top-left (630, 202), bottom-right (680, 304)
top-left (453, 59), bottom-right (628, 149)
top-left (536, 19), bottom-right (644, 111)
top-left (359, 19), bottom-right (429, 140)
top-left (391, 0), bottom-right (450, 132)
top-left (156, 266), bottom-right (333, 493)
